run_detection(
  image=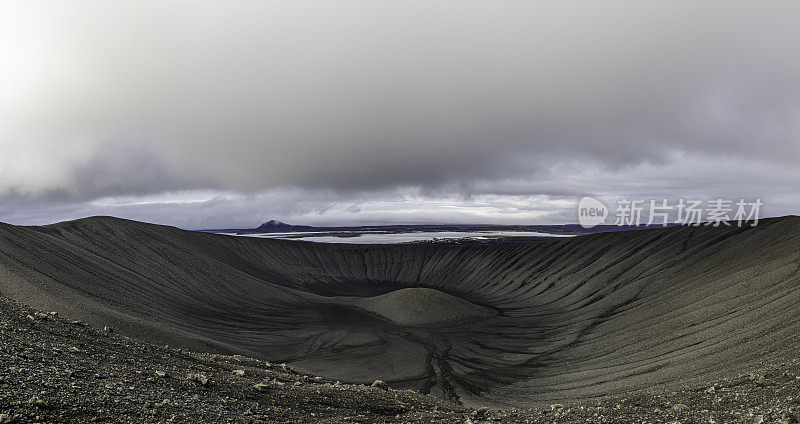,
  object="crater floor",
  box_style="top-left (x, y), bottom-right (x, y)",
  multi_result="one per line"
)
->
top-left (349, 287), bottom-right (496, 325)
